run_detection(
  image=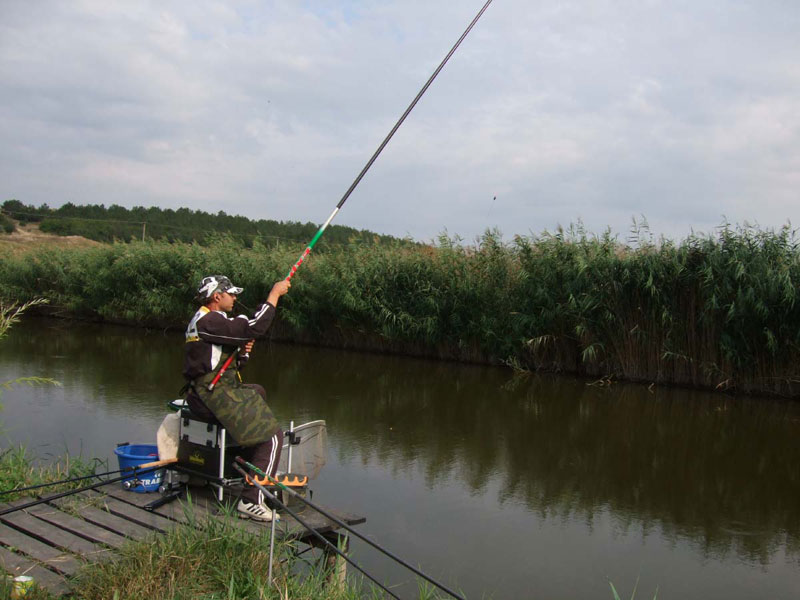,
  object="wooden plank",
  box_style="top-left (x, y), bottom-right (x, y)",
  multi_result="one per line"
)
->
top-left (0, 523), bottom-right (83, 576)
top-left (333, 507), bottom-right (367, 526)
top-left (48, 496), bottom-right (154, 541)
top-left (25, 503), bottom-right (129, 550)
top-left (281, 504), bottom-right (365, 539)
top-left (88, 487), bottom-right (287, 540)
top-left (284, 514), bottom-right (336, 538)
top-left (96, 485), bottom-right (217, 524)
top-left (0, 510), bottom-right (113, 562)
top-left (0, 545), bottom-right (70, 598)
top-left (79, 492), bottom-right (174, 533)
